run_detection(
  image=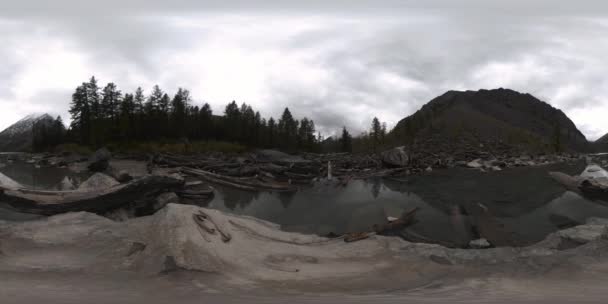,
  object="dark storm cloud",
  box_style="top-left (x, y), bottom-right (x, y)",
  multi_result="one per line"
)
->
top-left (1, 1), bottom-right (608, 139)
